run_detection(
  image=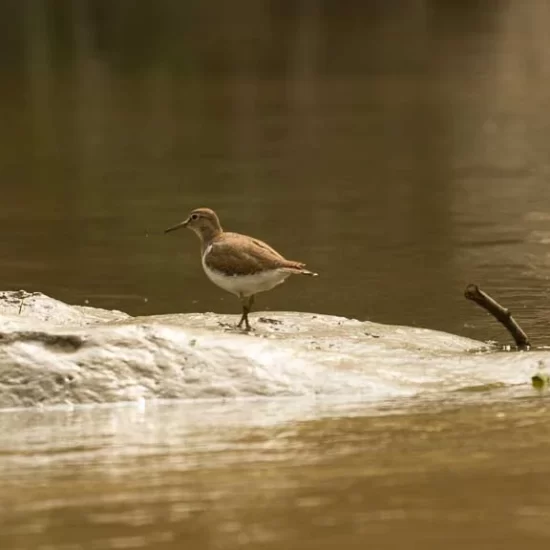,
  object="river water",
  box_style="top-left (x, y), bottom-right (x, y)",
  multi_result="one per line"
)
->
top-left (1, 1), bottom-right (550, 548)
top-left (1, 394), bottom-right (550, 549)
